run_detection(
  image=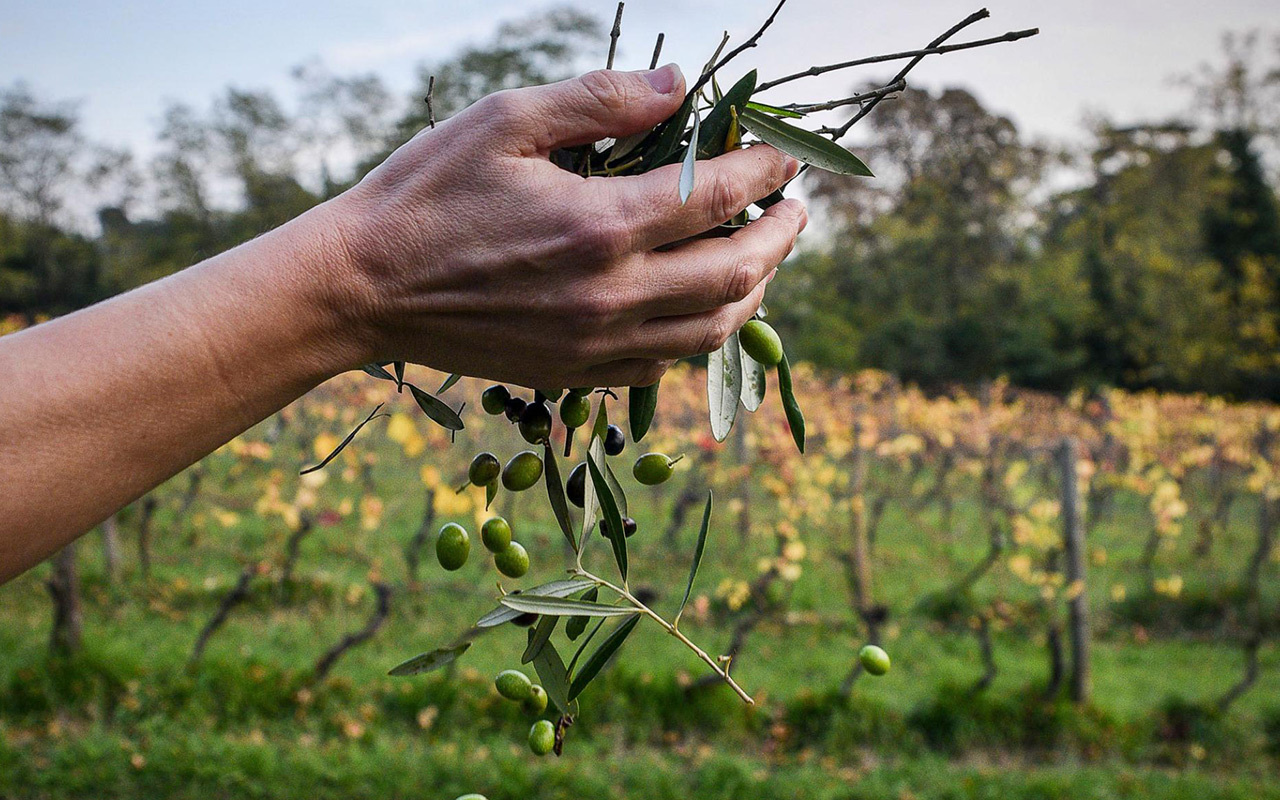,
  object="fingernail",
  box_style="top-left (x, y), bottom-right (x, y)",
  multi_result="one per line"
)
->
top-left (766, 268), bottom-right (779, 284)
top-left (783, 156), bottom-right (802, 180)
top-left (642, 63), bottom-right (682, 95)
